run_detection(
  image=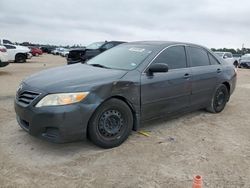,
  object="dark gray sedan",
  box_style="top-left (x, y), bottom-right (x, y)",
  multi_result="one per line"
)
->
top-left (15, 41), bottom-right (237, 148)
